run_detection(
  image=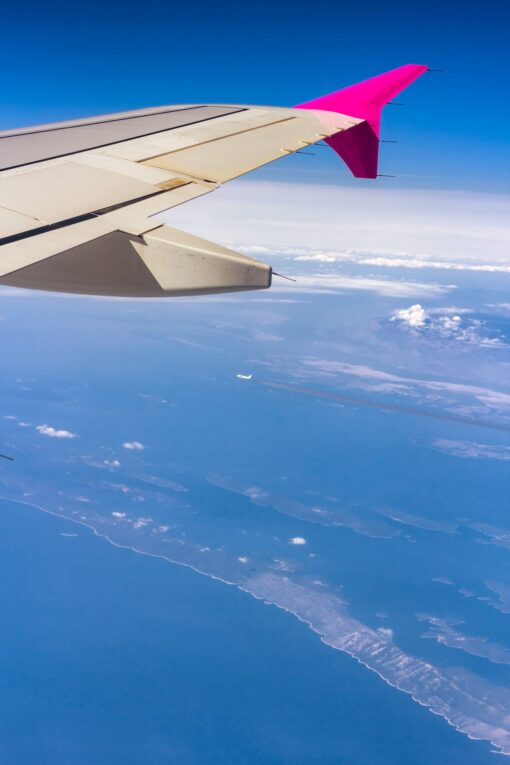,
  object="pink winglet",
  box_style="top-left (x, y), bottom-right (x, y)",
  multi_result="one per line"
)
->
top-left (296, 64), bottom-right (428, 178)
